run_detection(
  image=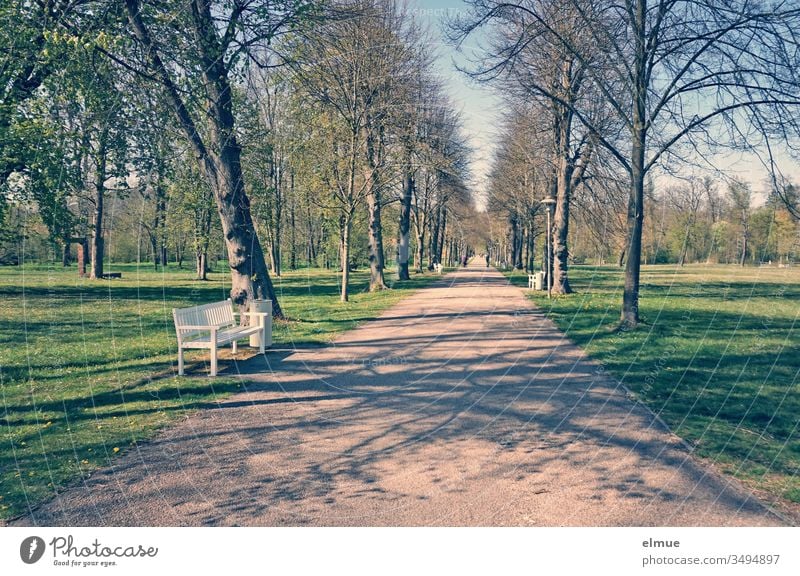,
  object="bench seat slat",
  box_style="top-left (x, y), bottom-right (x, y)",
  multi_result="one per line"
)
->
top-left (181, 325), bottom-right (261, 346)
